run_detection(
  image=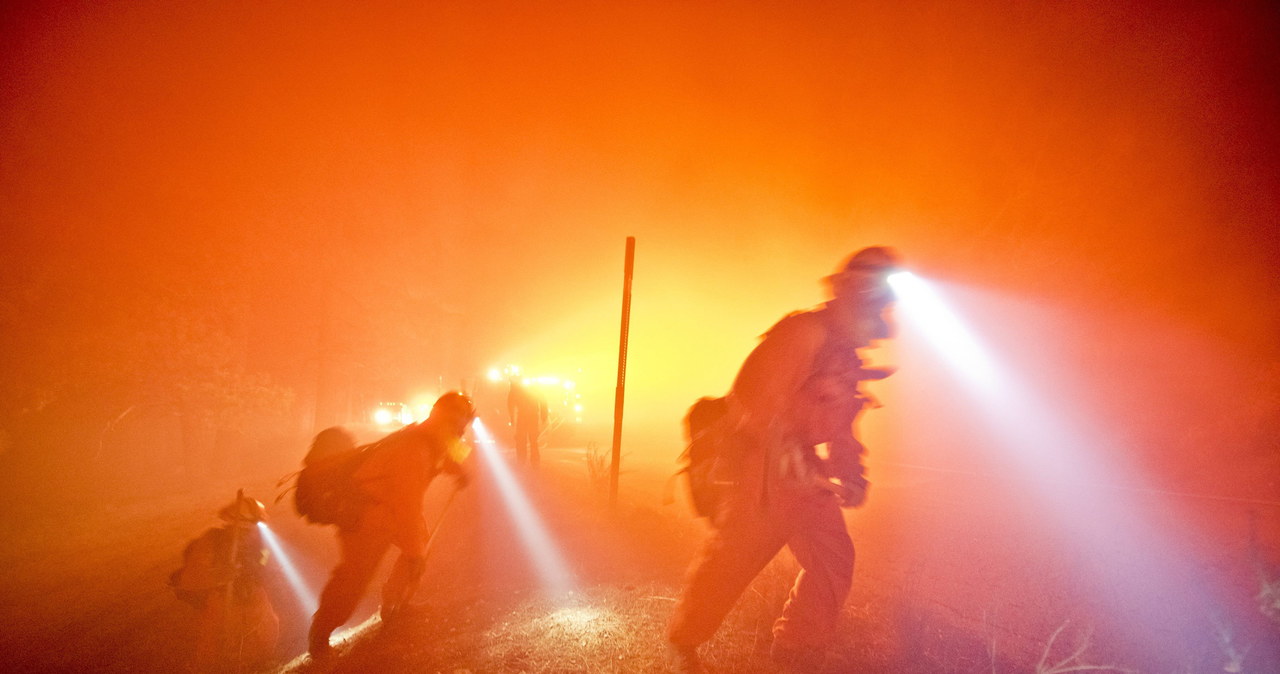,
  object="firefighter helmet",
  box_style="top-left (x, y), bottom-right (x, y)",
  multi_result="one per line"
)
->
top-left (219, 489), bottom-right (268, 524)
top-left (833, 246), bottom-right (900, 275)
top-left (826, 246), bottom-right (901, 299)
top-left (430, 391), bottom-right (477, 433)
